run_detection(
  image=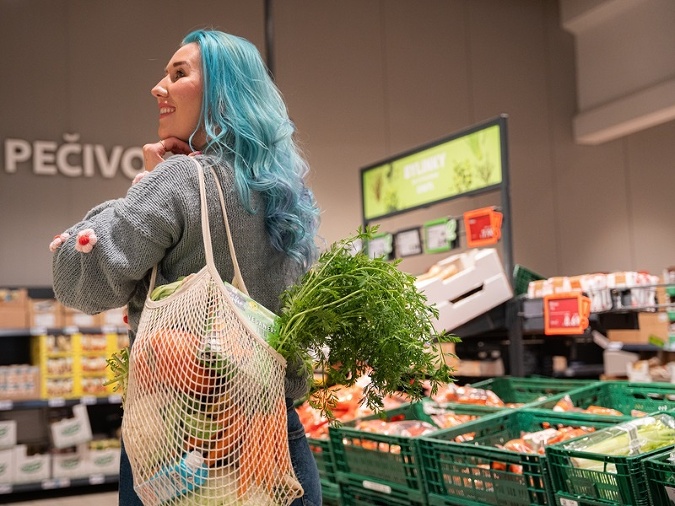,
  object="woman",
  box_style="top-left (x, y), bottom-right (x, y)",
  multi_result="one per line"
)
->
top-left (51, 29), bottom-right (321, 505)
